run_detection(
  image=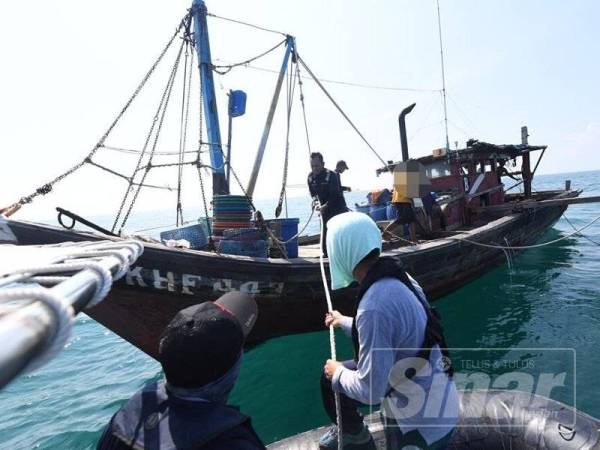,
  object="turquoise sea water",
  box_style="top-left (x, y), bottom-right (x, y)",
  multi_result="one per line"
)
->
top-left (1, 170), bottom-right (599, 449)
